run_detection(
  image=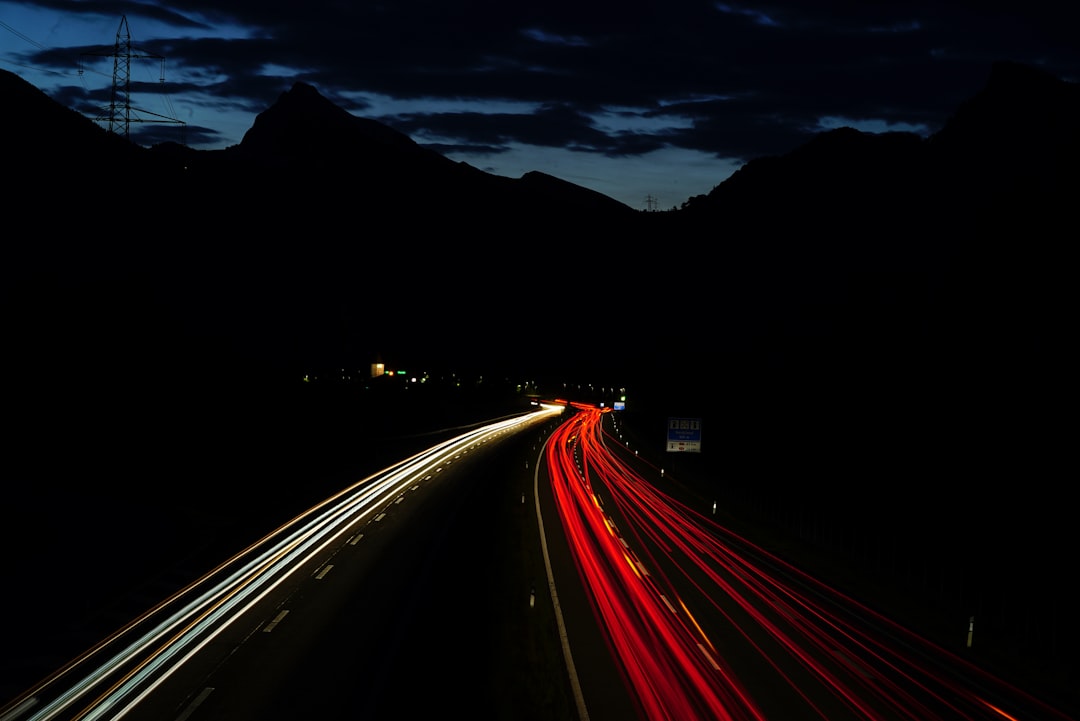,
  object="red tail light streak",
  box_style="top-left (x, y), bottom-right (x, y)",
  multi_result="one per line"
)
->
top-left (544, 407), bottom-right (1074, 721)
